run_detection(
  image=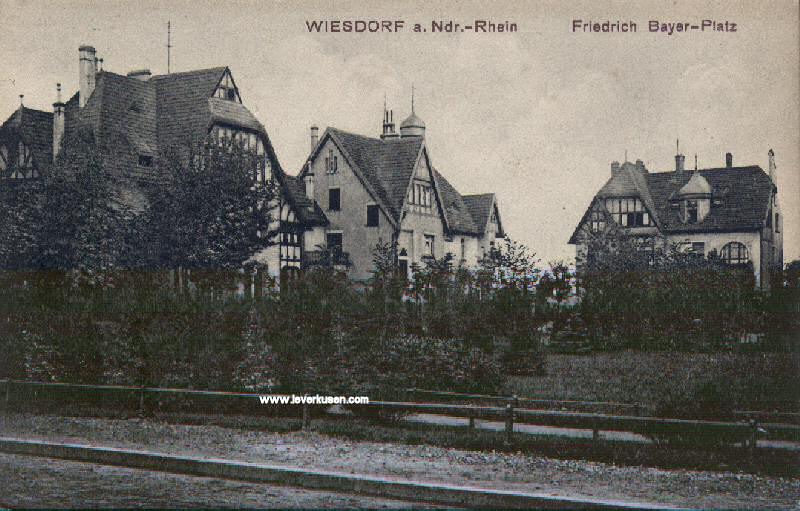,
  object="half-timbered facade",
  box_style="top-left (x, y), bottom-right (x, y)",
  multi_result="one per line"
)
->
top-left (569, 150), bottom-right (784, 290)
top-left (0, 45), bottom-right (319, 284)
